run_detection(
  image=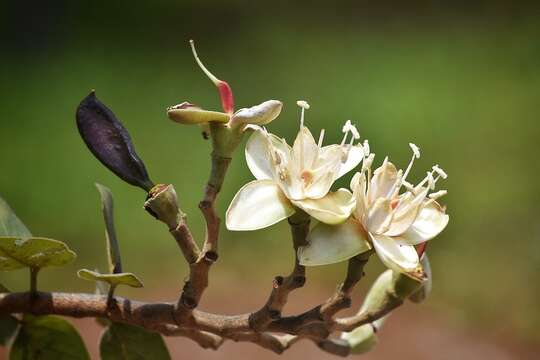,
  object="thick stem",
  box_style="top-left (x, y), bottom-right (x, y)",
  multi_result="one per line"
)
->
top-left (249, 211), bottom-right (310, 330)
top-left (178, 153), bottom-right (231, 311)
